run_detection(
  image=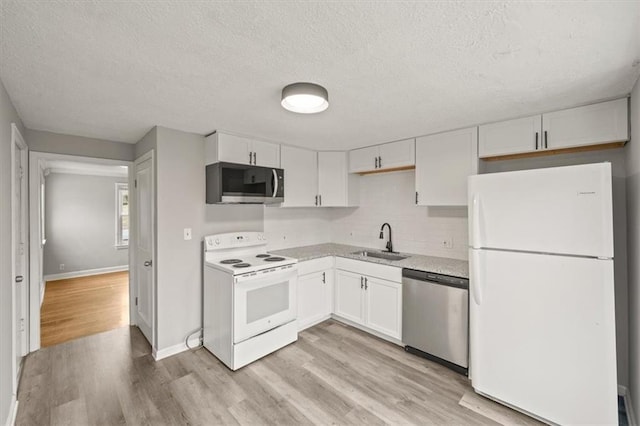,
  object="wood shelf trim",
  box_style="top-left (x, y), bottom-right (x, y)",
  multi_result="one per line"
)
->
top-left (480, 141), bottom-right (626, 162)
top-left (358, 165), bottom-right (415, 176)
